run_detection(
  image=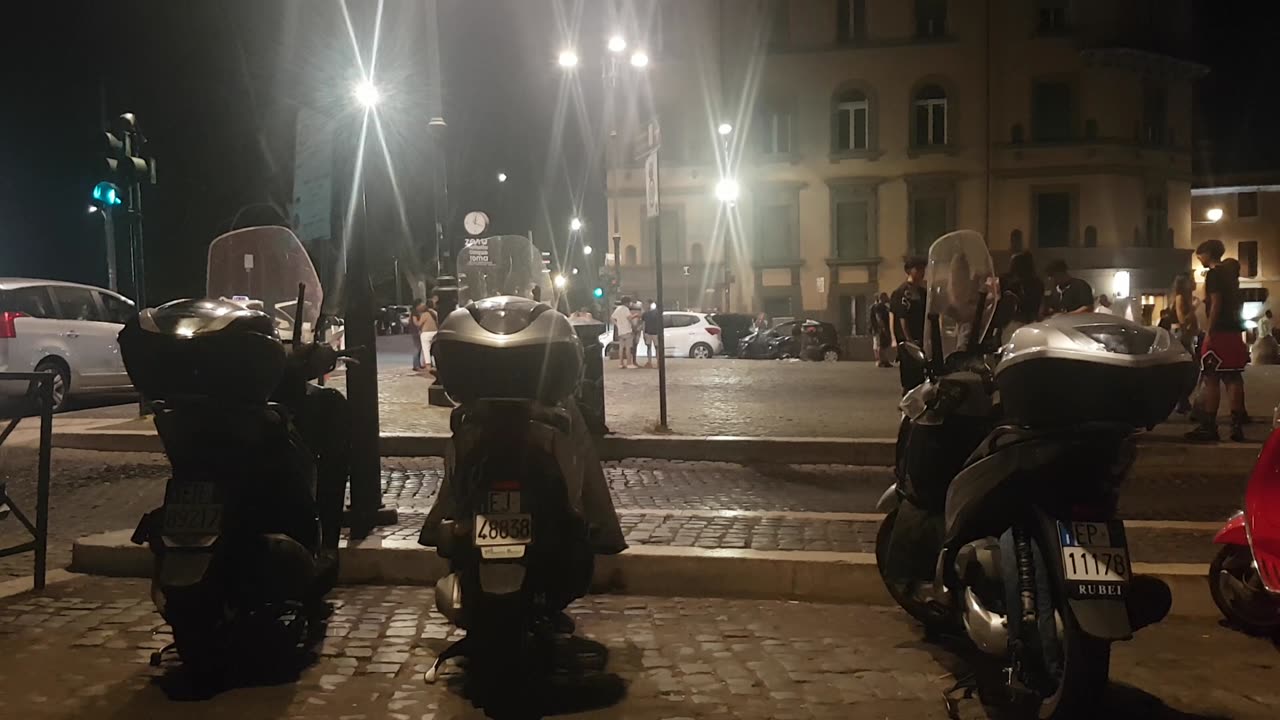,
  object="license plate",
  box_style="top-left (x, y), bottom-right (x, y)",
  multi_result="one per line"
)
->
top-left (164, 482), bottom-right (222, 534)
top-left (486, 491), bottom-right (521, 514)
top-left (474, 513), bottom-right (532, 547)
top-left (1057, 521), bottom-right (1129, 597)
